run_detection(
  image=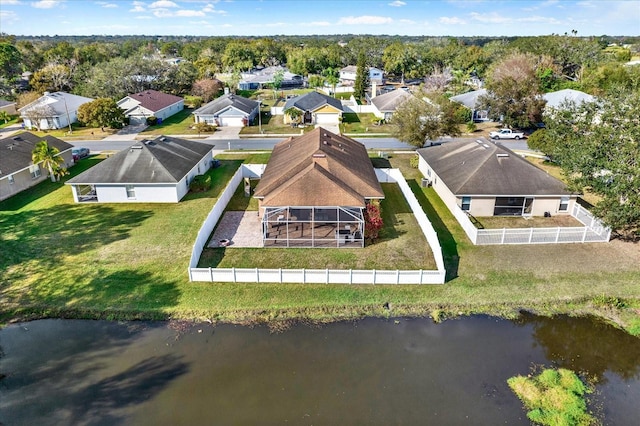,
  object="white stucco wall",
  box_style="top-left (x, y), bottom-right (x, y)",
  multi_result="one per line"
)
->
top-left (95, 184), bottom-right (180, 203)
